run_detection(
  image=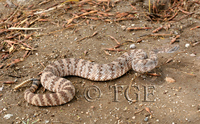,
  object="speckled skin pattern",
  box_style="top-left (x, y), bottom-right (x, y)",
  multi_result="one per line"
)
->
top-left (24, 45), bottom-right (179, 106)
